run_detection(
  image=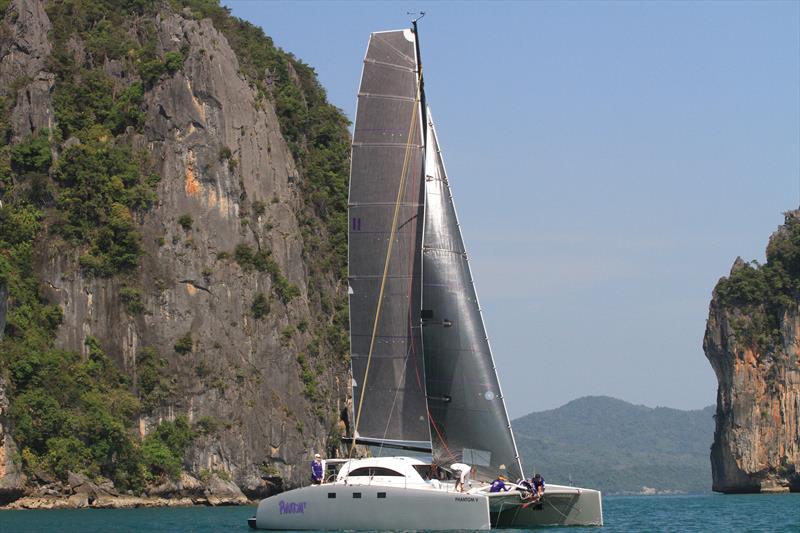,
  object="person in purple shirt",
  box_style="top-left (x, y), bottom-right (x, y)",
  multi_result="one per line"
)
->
top-left (489, 475), bottom-right (510, 493)
top-left (310, 453), bottom-right (324, 484)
